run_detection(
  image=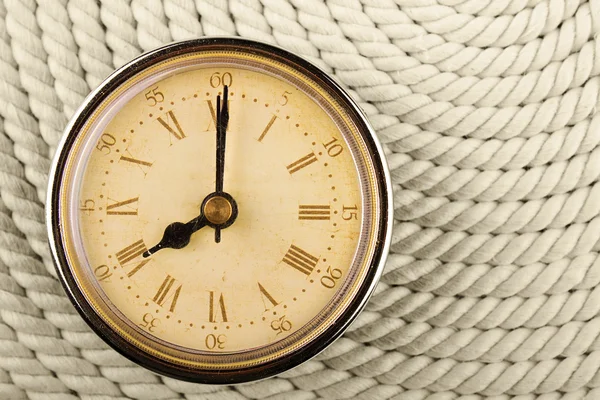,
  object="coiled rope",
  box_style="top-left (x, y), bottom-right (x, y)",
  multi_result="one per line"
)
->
top-left (0, 0), bottom-right (599, 398)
